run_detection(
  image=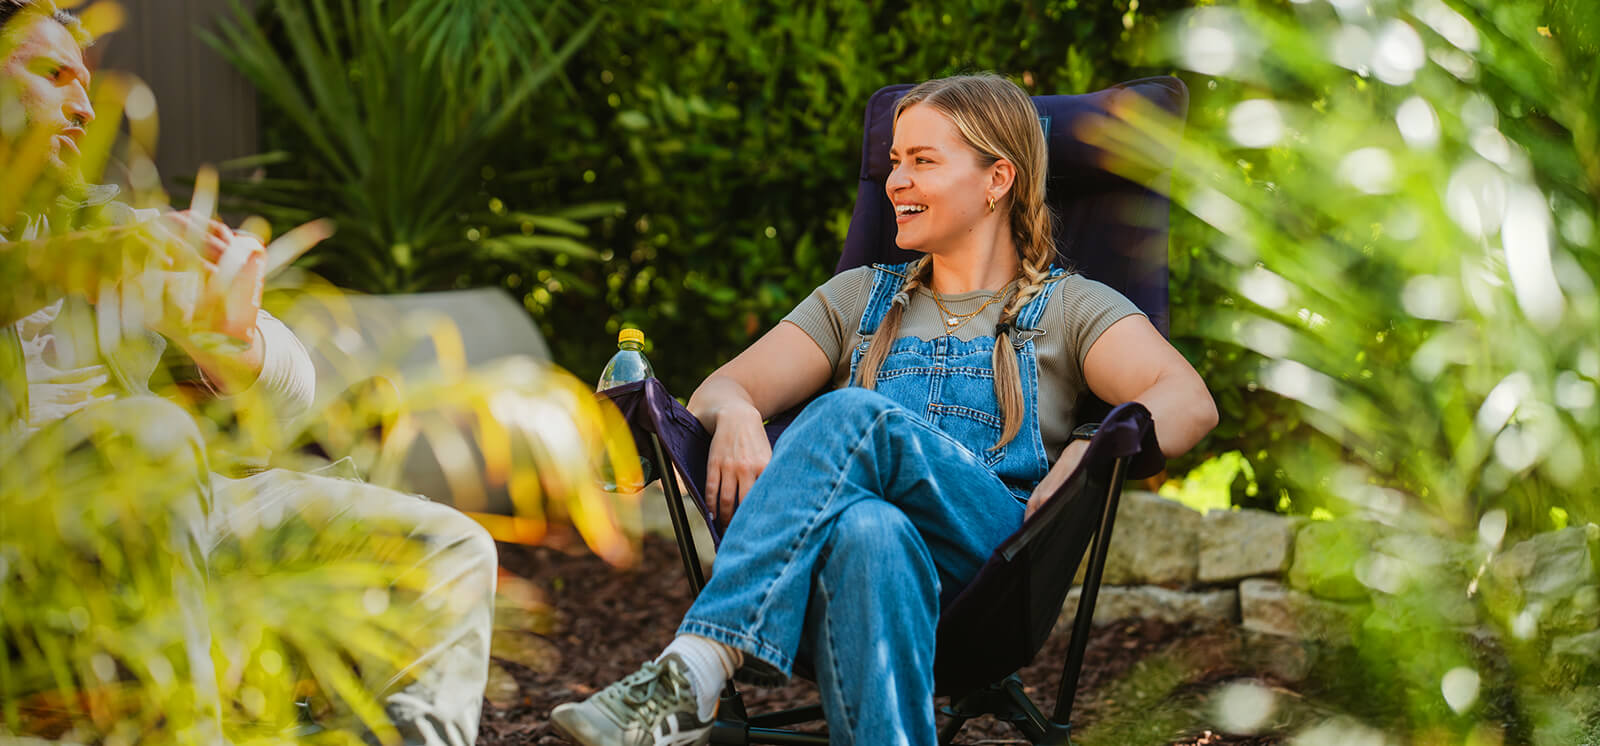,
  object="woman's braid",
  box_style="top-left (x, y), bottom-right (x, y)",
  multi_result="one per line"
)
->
top-left (856, 256), bottom-right (931, 390)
